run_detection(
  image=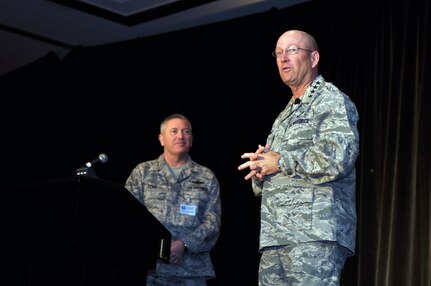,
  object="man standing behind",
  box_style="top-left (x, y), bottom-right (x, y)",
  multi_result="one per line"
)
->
top-left (238, 30), bottom-right (359, 286)
top-left (125, 113), bottom-right (221, 286)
